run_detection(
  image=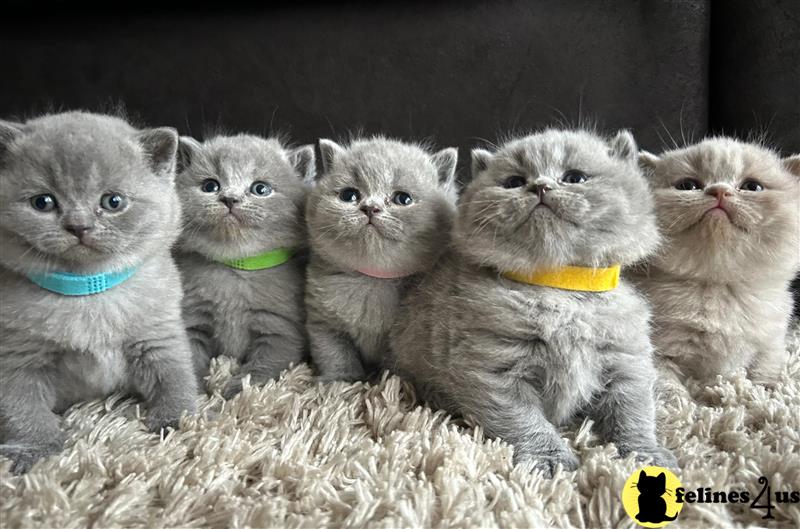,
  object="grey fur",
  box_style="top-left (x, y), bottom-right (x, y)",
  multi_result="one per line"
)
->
top-left (306, 137), bottom-right (458, 382)
top-left (390, 129), bottom-right (676, 476)
top-left (632, 138), bottom-right (800, 384)
top-left (0, 112), bottom-right (198, 473)
top-left (175, 135), bottom-right (313, 398)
